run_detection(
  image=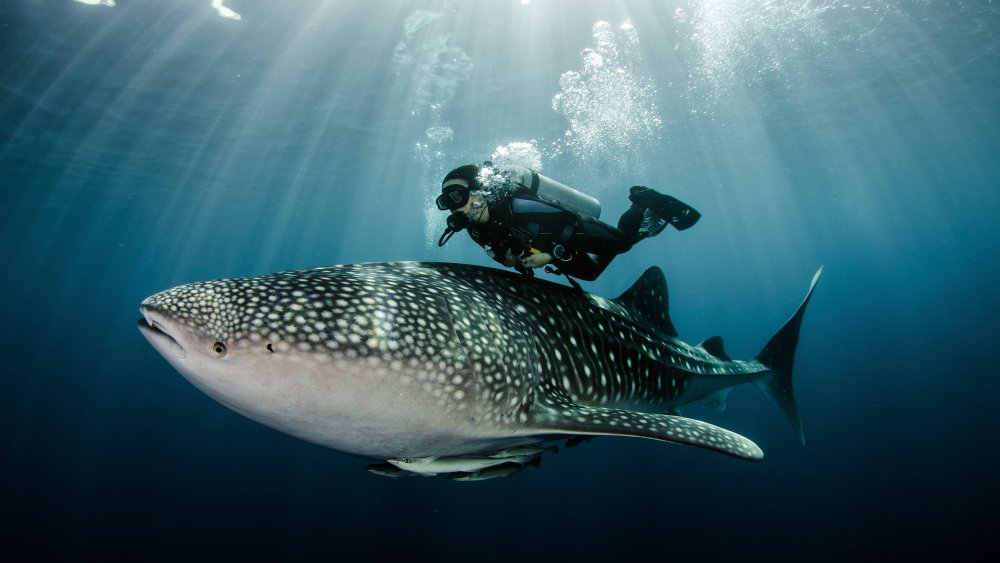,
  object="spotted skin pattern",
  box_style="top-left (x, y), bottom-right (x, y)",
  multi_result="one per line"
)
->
top-left (140, 262), bottom-right (819, 463)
